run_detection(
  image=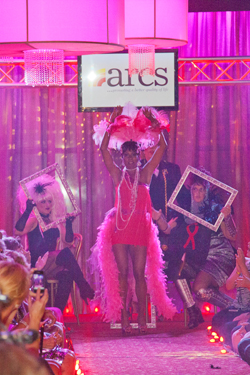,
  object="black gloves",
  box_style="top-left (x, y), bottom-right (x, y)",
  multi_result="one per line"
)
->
top-left (15, 199), bottom-right (35, 232)
top-left (65, 215), bottom-right (75, 243)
